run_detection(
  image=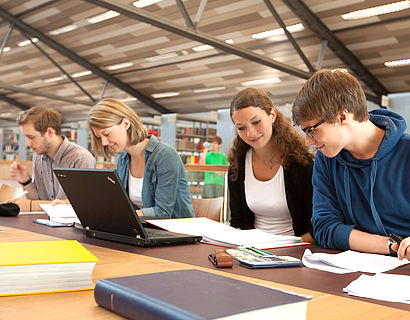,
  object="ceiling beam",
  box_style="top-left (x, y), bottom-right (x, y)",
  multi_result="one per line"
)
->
top-left (176, 0), bottom-right (194, 29)
top-left (281, 0), bottom-right (388, 102)
top-left (0, 83), bottom-right (95, 106)
top-left (23, 33), bottom-right (96, 103)
top-left (85, 0), bottom-right (312, 79)
top-left (0, 7), bottom-right (170, 114)
top-left (0, 93), bottom-right (30, 110)
top-left (263, 0), bottom-right (314, 72)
